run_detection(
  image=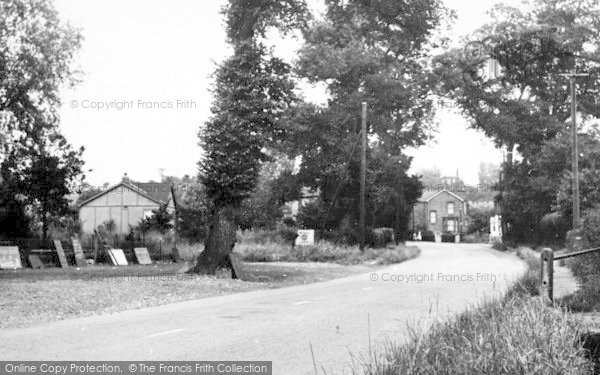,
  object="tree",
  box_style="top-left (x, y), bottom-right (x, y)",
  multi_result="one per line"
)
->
top-left (190, 0), bottom-right (309, 274)
top-left (434, 0), bottom-right (600, 242)
top-left (139, 205), bottom-right (173, 235)
top-left (23, 142), bottom-right (84, 240)
top-left (0, 0), bottom-right (84, 239)
top-left (283, 0), bottom-right (450, 242)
